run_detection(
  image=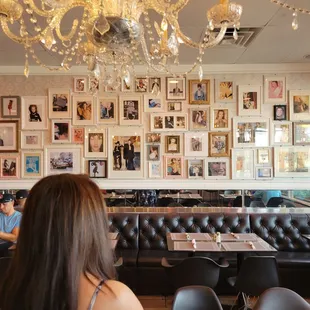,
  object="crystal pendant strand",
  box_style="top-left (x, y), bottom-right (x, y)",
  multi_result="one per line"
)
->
top-left (292, 12), bottom-right (298, 30)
